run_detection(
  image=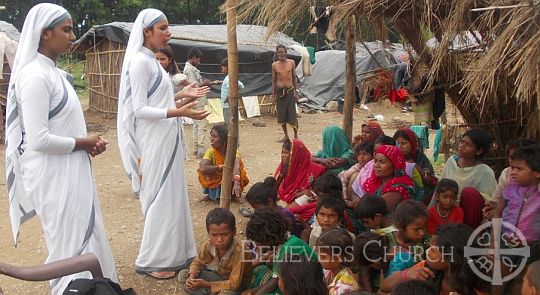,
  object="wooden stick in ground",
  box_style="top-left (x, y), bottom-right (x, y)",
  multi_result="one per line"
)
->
top-left (342, 16), bottom-right (356, 141)
top-left (220, 0), bottom-right (239, 209)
